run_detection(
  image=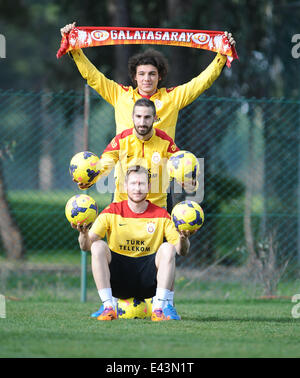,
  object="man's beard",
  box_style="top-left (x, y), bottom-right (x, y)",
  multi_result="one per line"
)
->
top-left (134, 124), bottom-right (153, 136)
top-left (127, 192), bottom-right (148, 203)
